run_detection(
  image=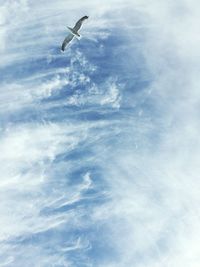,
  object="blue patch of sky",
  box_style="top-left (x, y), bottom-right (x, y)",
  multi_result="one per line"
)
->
top-left (0, 18), bottom-right (168, 265)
